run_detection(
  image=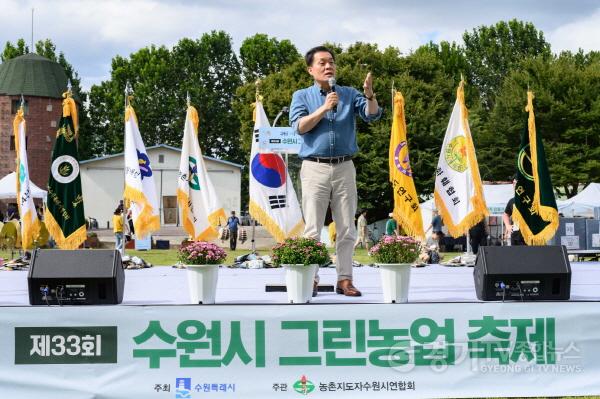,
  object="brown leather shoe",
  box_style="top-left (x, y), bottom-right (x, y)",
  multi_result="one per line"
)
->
top-left (313, 281), bottom-right (318, 297)
top-left (336, 279), bottom-right (362, 297)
